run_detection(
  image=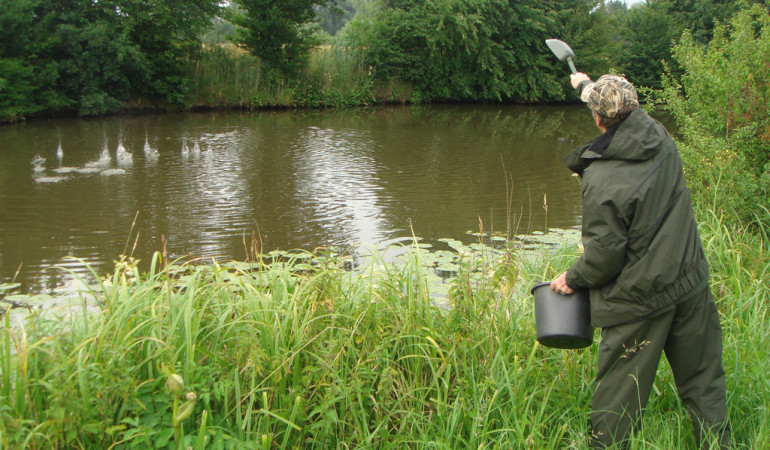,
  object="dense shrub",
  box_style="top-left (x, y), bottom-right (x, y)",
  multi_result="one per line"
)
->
top-left (661, 4), bottom-right (770, 227)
